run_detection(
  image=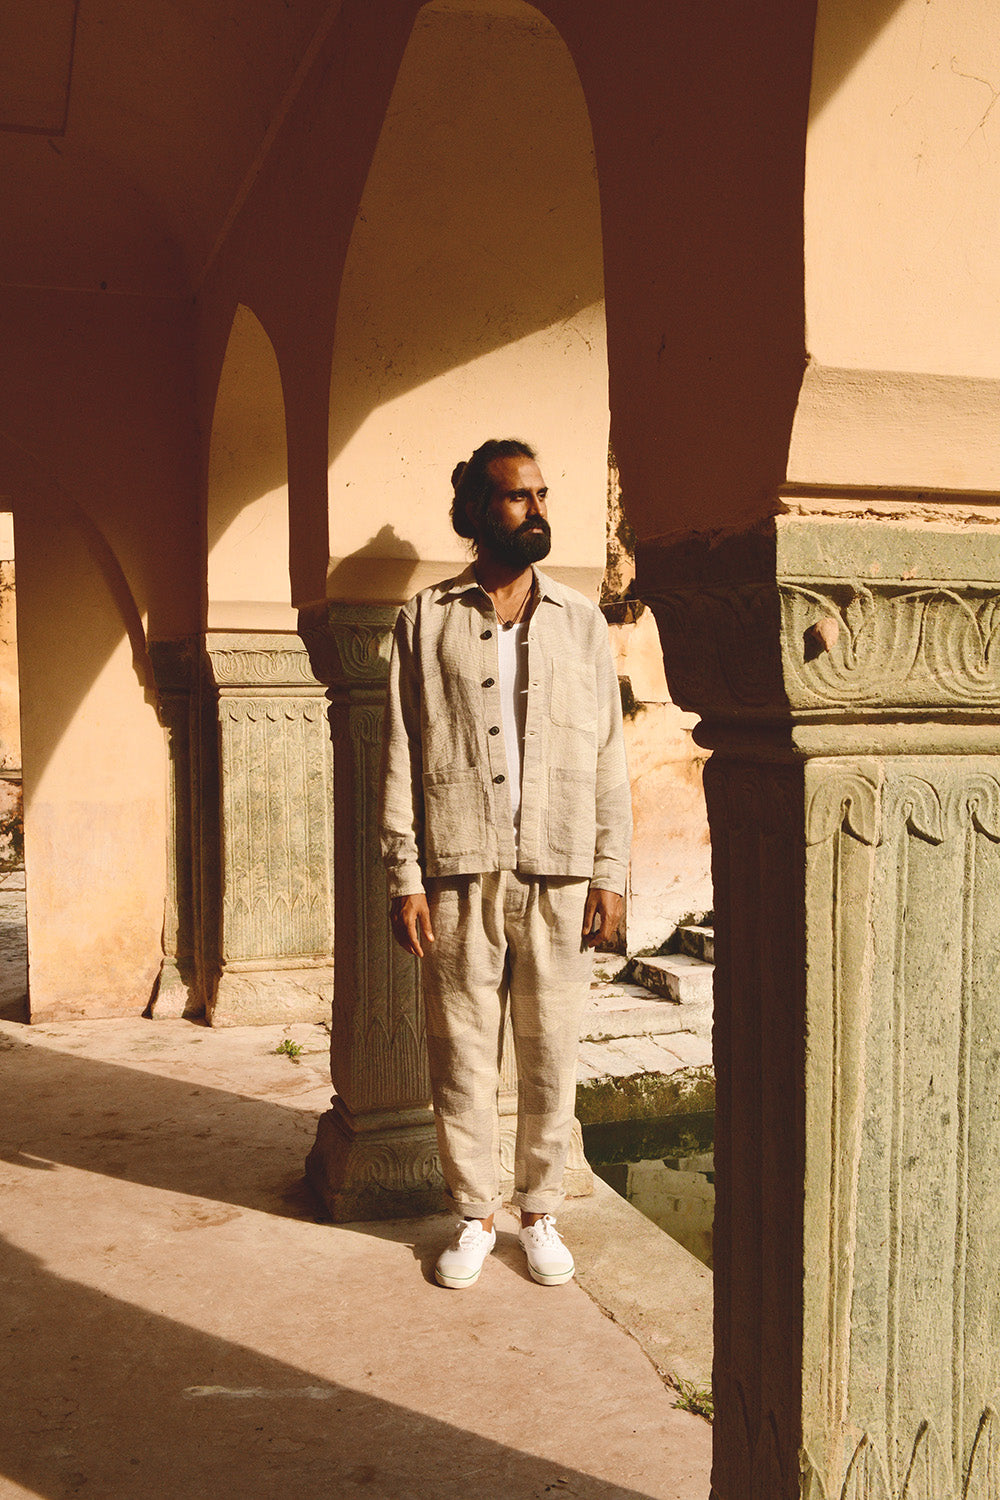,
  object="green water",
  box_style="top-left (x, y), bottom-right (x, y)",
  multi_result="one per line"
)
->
top-left (583, 1113), bottom-right (715, 1268)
